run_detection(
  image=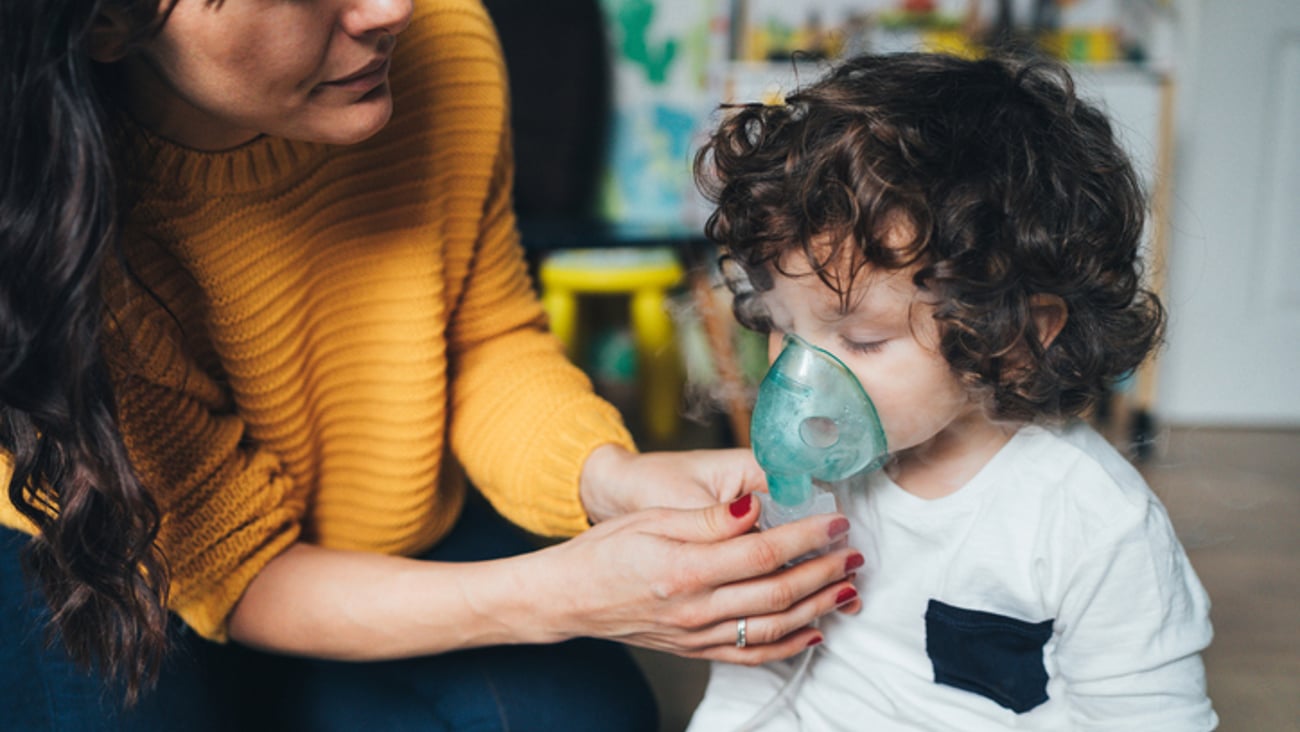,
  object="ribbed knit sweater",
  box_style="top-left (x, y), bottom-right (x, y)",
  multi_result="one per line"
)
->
top-left (0, 0), bottom-right (633, 640)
